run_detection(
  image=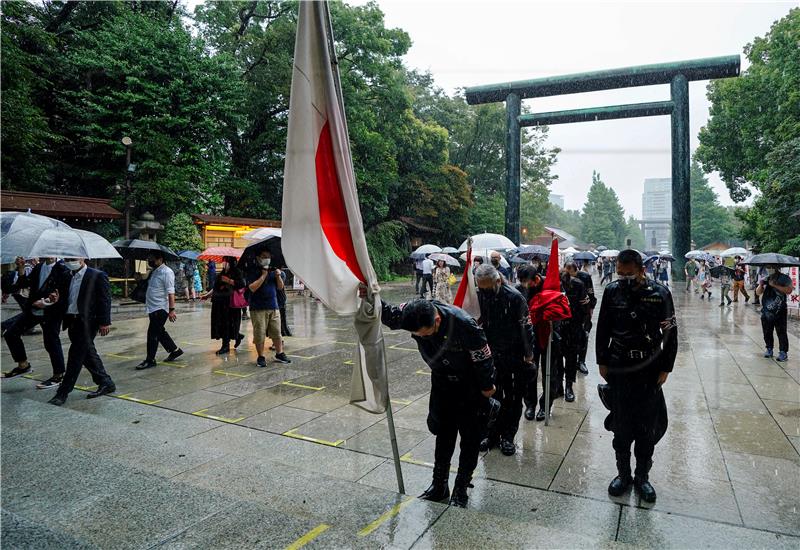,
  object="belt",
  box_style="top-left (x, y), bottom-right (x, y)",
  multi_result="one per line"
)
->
top-left (626, 349), bottom-right (650, 360)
